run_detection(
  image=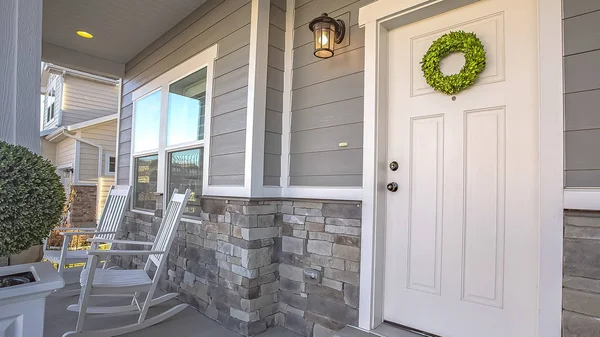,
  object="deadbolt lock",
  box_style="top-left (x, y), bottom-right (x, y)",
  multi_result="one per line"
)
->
top-left (389, 161), bottom-right (399, 171)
